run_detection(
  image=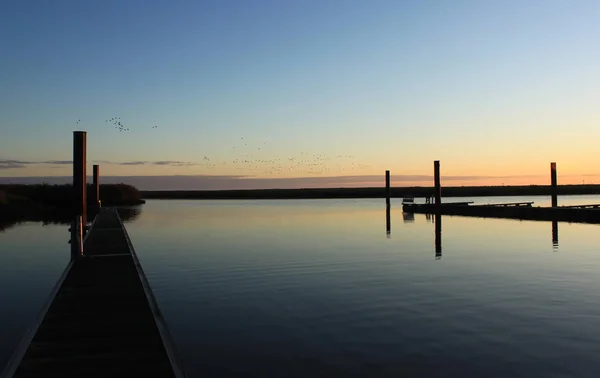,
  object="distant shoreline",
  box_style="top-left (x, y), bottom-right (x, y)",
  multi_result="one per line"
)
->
top-left (141, 185), bottom-right (600, 200)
